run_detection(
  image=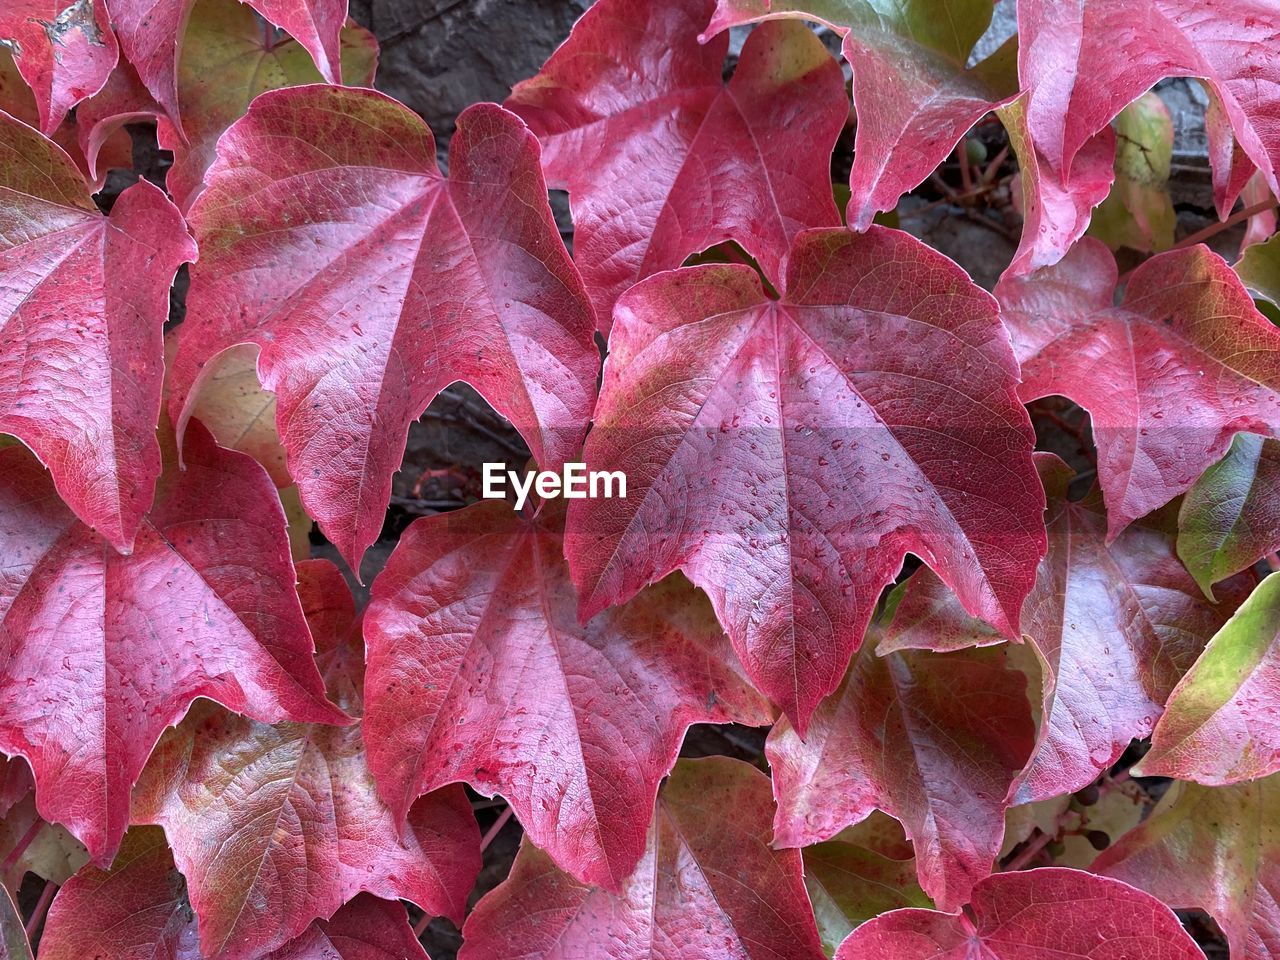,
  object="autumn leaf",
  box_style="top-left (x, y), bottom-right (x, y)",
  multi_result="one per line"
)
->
top-left (566, 225), bottom-right (1045, 728)
top-left (459, 757), bottom-right (825, 960)
top-left (132, 560), bottom-right (481, 960)
top-left (0, 883), bottom-right (31, 960)
top-left (1096, 776), bottom-right (1280, 960)
top-left (701, 0), bottom-right (1019, 229)
top-left (363, 499), bottom-right (771, 890)
top-left (999, 237), bottom-right (1280, 540)
top-left (1088, 92), bottom-right (1177, 254)
top-left (170, 86), bottom-right (599, 569)
top-left (0, 424), bottom-right (345, 865)
top-left (1140, 570), bottom-right (1280, 784)
top-left (834, 867), bottom-right (1205, 959)
top-left (506, 0), bottom-right (846, 327)
top-left (0, 111), bottom-right (196, 552)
